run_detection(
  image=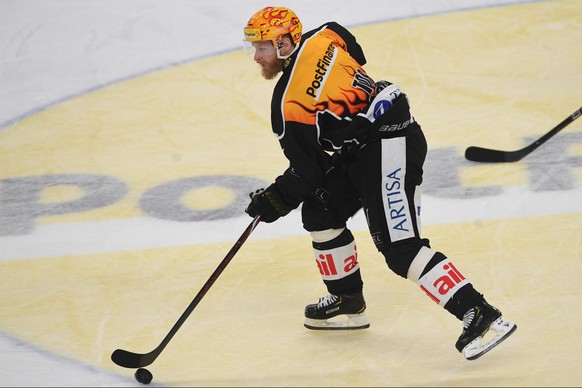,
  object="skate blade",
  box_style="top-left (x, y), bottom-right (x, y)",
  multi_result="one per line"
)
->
top-left (304, 313), bottom-right (370, 330)
top-left (463, 316), bottom-right (517, 360)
